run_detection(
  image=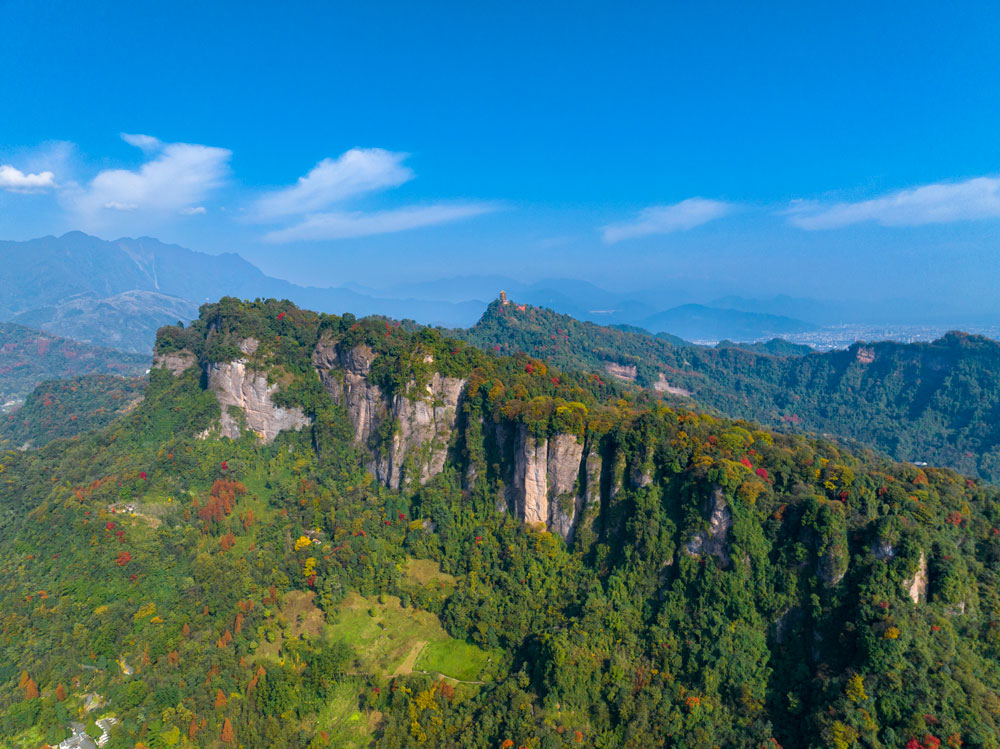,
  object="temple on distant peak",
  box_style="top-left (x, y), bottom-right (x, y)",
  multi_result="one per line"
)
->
top-left (499, 290), bottom-right (509, 305)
